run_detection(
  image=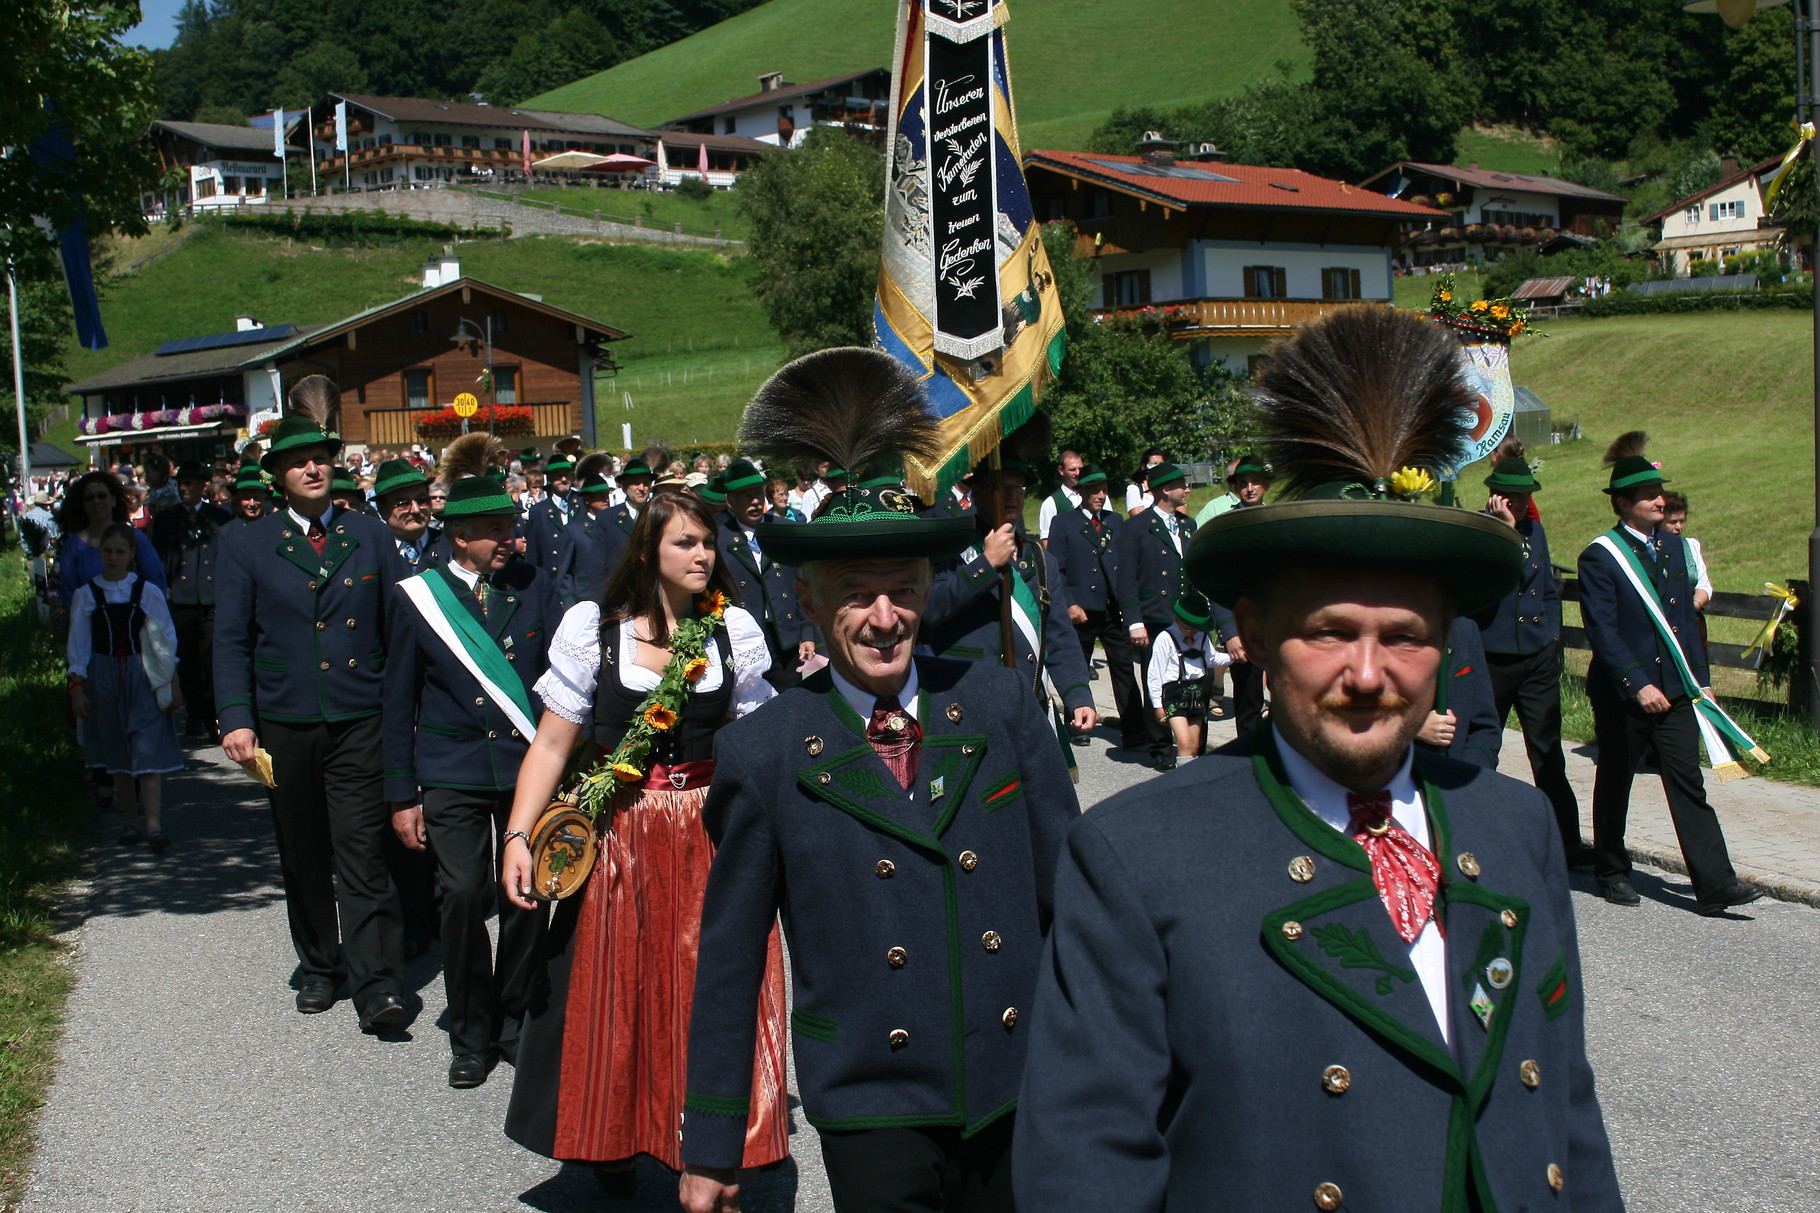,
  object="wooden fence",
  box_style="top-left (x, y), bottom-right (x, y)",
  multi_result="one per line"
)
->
top-left (1556, 569), bottom-right (1787, 675)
